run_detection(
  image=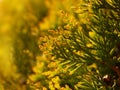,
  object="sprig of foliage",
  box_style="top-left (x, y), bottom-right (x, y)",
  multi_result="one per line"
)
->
top-left (41, 0), bottom-right (120, 89)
